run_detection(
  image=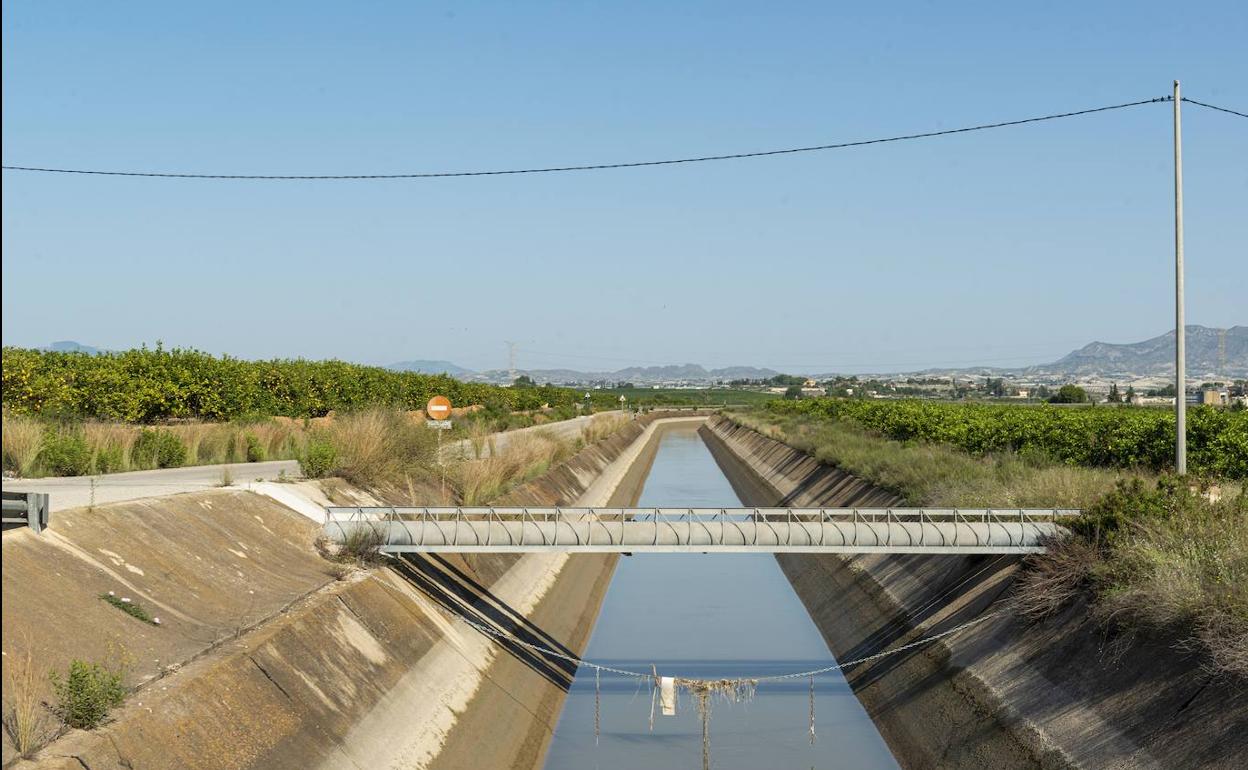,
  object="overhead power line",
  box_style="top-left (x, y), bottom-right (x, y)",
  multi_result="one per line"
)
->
top-left (1, 96), bottom-right (1178, 181)
top-left (1181, 97), bottom-right (1248, 119)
